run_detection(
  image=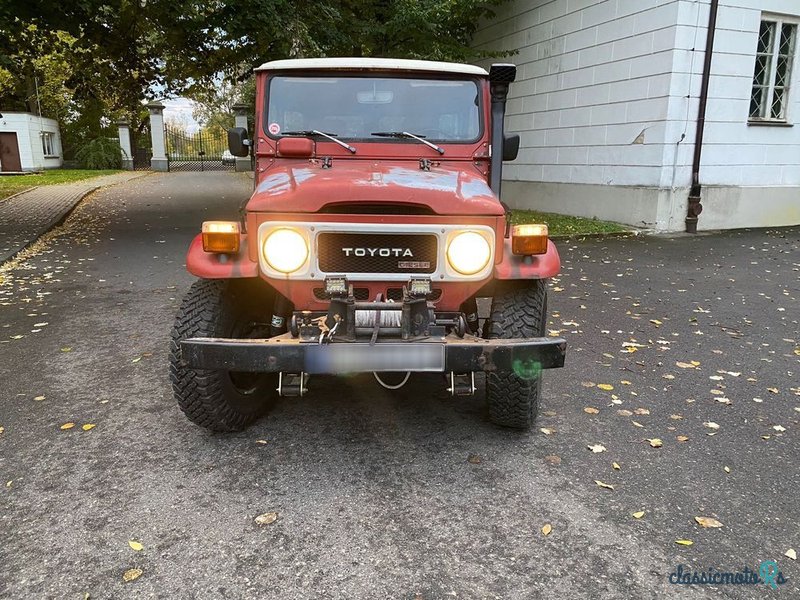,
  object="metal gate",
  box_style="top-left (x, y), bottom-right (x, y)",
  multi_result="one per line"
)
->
top-left (131, 123), bottom-right (152, 170)
top-left (165, 126), bottom-right (233, 172)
